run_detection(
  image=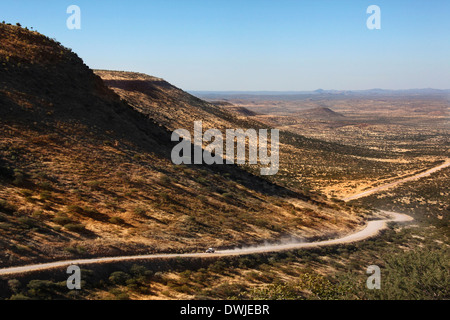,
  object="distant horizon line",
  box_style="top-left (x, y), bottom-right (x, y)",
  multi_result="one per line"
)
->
top-left (188, 88), bottom-right (450, 94)
top-left (91, 70), bottom-right (450, 94)
top-left (91, 70), bottom-right (450, 95)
